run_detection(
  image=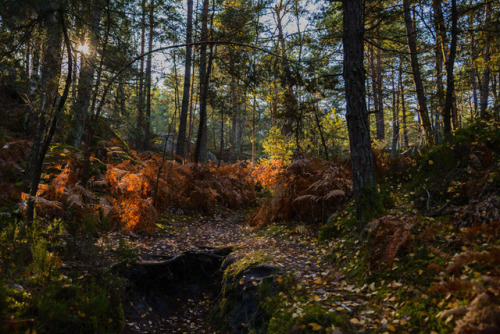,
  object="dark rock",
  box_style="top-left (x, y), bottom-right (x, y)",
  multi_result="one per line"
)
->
top-left (210, 255), bottom-right (283, 334)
